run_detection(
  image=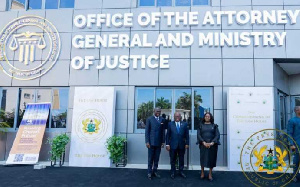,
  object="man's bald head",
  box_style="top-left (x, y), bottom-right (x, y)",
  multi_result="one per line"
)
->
top-left (174, 112), bottom-right (181, 122)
